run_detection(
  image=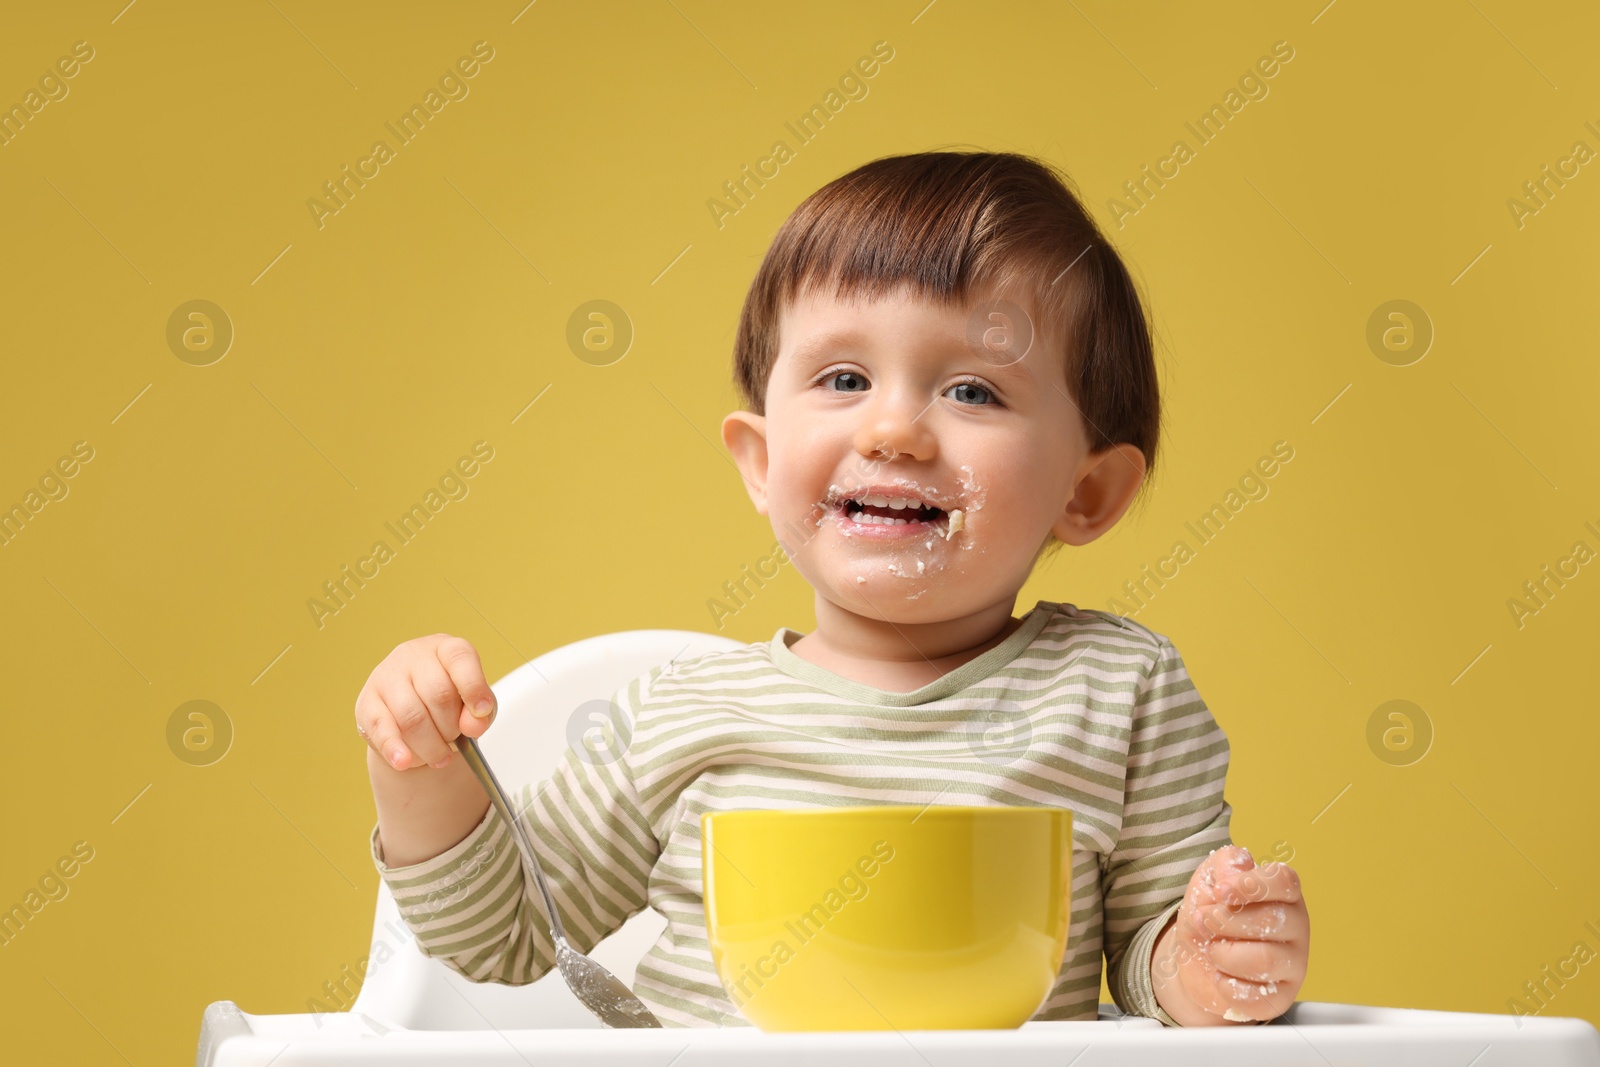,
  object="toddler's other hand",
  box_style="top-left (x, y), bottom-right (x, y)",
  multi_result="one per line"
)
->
top-left (354, 634), bottom-right (498, 772)
top-left (1151, 844), bottom-right (1310, 1025)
